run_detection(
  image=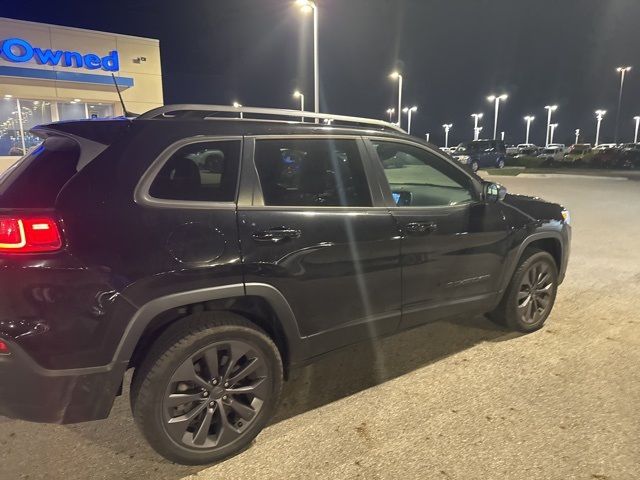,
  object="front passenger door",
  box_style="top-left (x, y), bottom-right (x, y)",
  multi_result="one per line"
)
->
top-left (368, 139), bottom-right (511, 330)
